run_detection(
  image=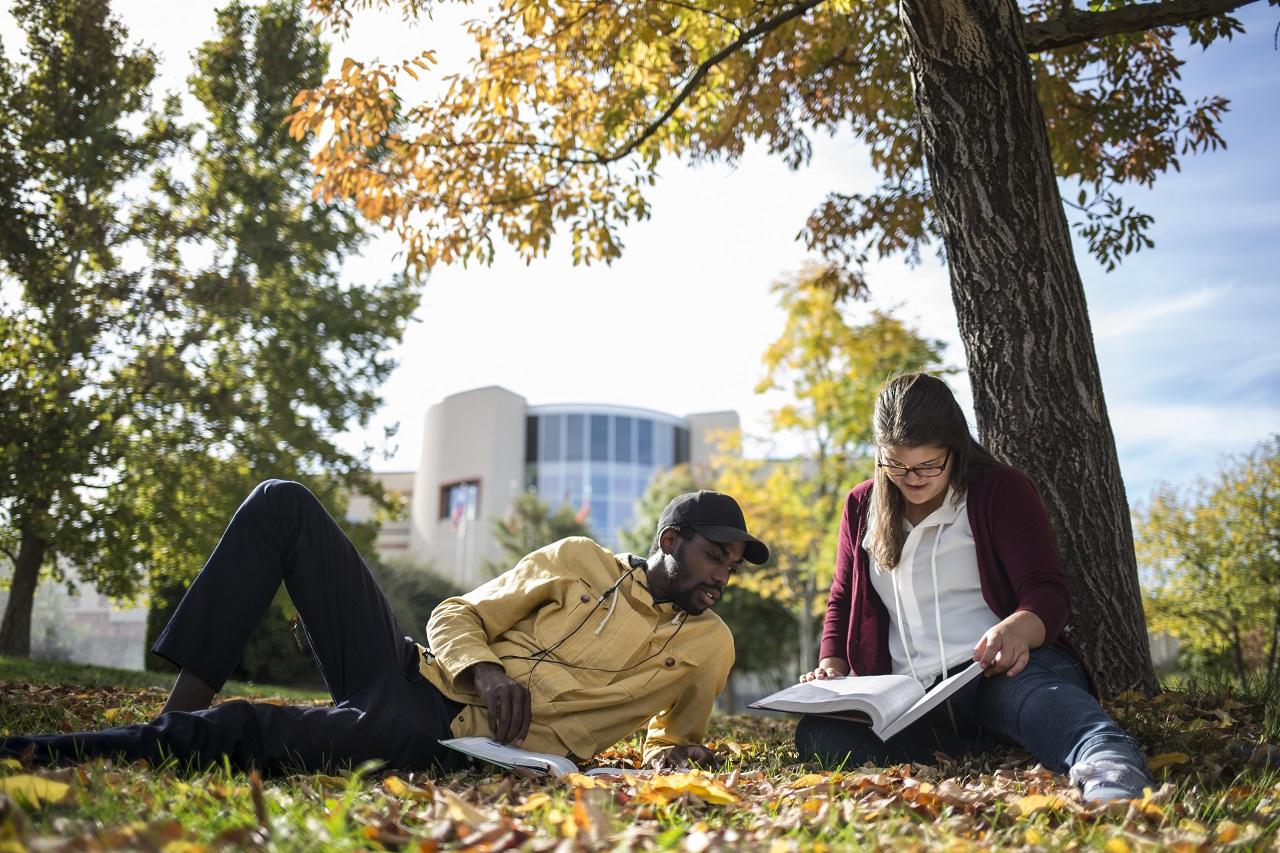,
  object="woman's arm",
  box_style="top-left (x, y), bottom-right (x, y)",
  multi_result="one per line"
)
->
top-left (817, 488), bottom-right (866, 666)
